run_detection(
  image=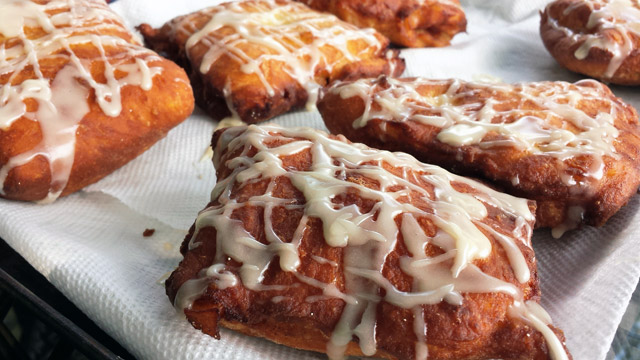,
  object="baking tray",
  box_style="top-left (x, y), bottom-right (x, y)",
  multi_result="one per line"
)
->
top-left (0, 238), bottom-right (134, 360)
